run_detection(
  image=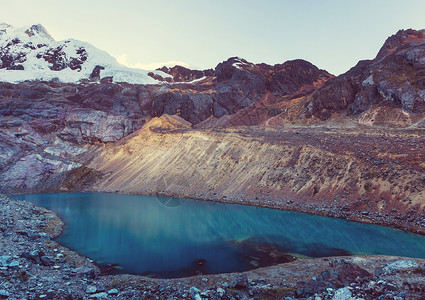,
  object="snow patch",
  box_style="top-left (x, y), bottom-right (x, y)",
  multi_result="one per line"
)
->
top-left (362, 74), bottom-right (374, 86)
top-left (170, 76), bottom-right (207, 84)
